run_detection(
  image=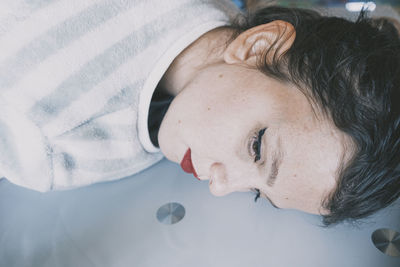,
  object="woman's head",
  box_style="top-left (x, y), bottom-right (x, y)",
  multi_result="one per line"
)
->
top-left (158, 6), bottom-right (400, 226)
